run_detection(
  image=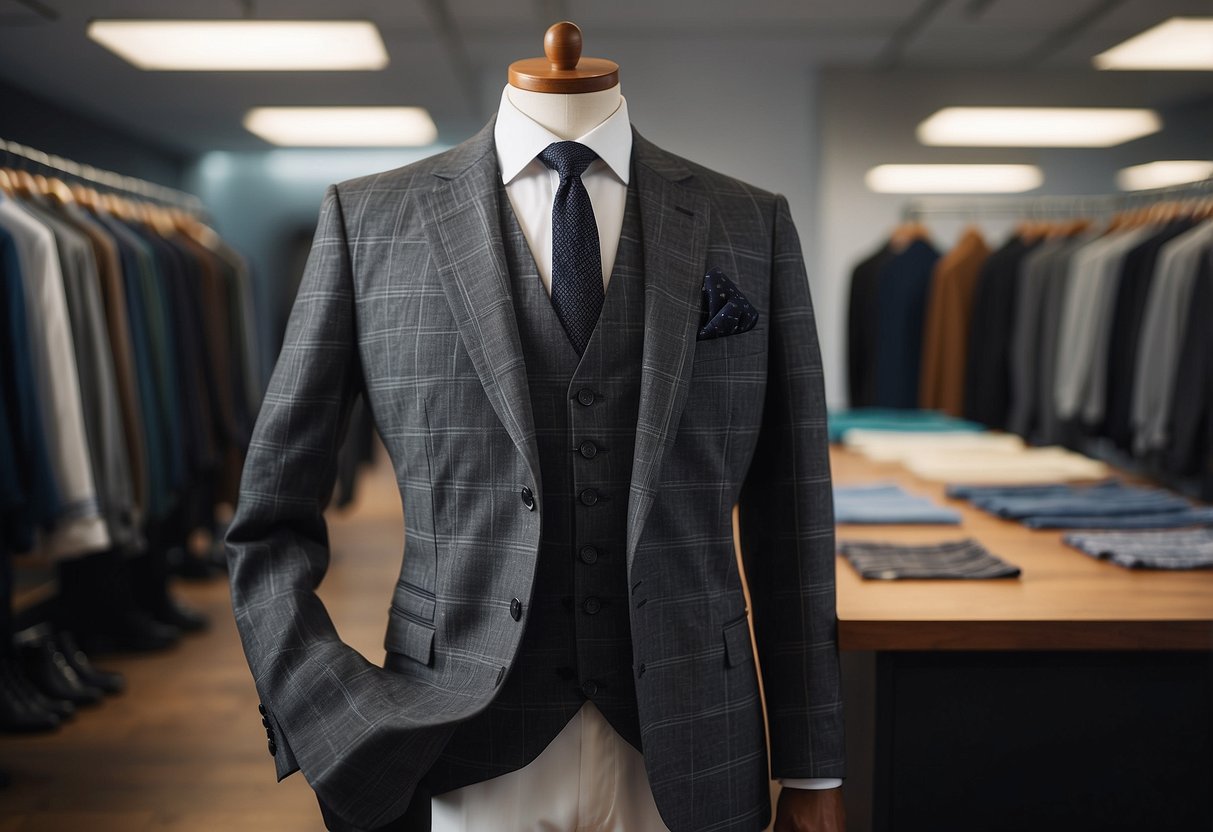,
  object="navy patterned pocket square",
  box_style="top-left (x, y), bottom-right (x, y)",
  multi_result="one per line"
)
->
top-left (698, 268), bottom-right (759, 340)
